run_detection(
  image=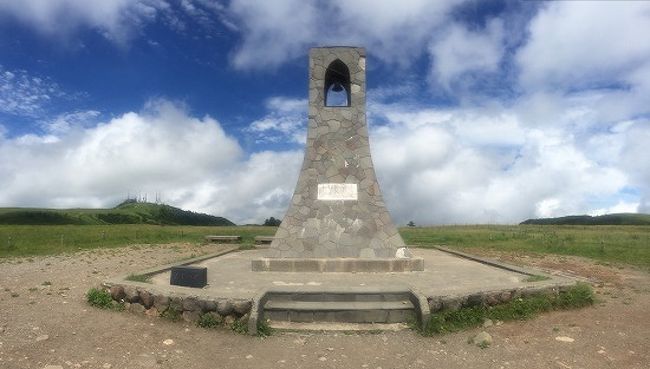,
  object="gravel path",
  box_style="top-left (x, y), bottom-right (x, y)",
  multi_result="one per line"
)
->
top-left (1, 244), bottom-right (648, 369)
